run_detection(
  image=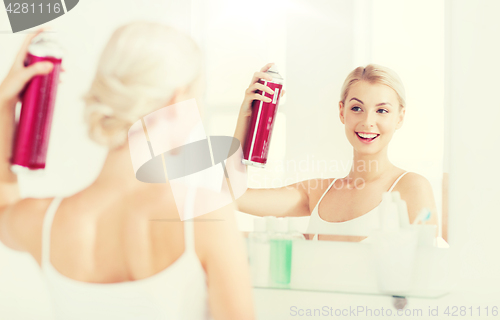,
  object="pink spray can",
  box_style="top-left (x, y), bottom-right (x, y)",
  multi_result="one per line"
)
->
top-left (242, 65), bottom-right (284, 168)
top-left (10, 35), bottom-right (63, 171)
